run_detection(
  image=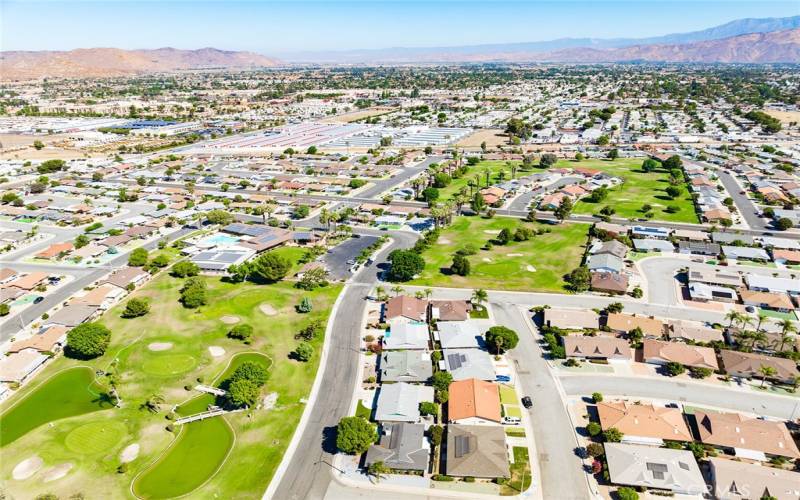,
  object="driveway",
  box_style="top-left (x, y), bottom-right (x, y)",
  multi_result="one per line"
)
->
top-left (716, 170), bottom-right (770, 231)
